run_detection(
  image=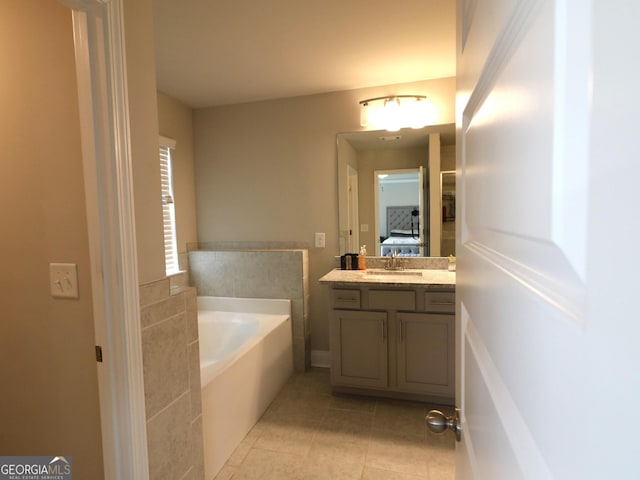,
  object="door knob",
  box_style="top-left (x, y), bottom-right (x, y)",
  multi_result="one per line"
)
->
top-left (426, 408), bottom-right (461, 442)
